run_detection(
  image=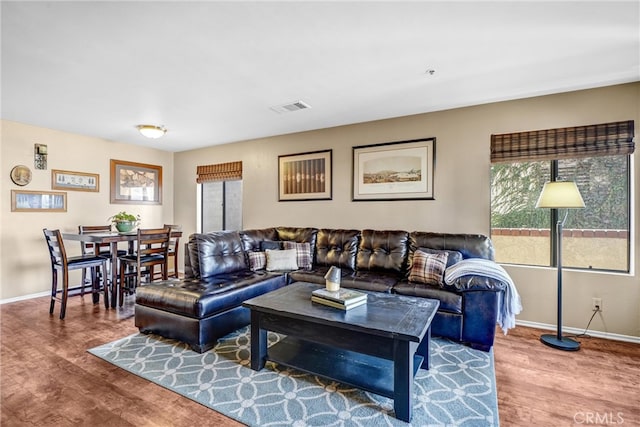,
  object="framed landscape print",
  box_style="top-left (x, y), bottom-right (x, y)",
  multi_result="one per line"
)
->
top-left (352, 138), bottom-right (435, 201)
top-left (11, 190), bottom-right (67, 212)
top-left (52, 169), bottom-right (99, 192)
top-left (278, 150), bottom-right (332, 201)
top-left (110, 159), bottom-right (162, 205)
